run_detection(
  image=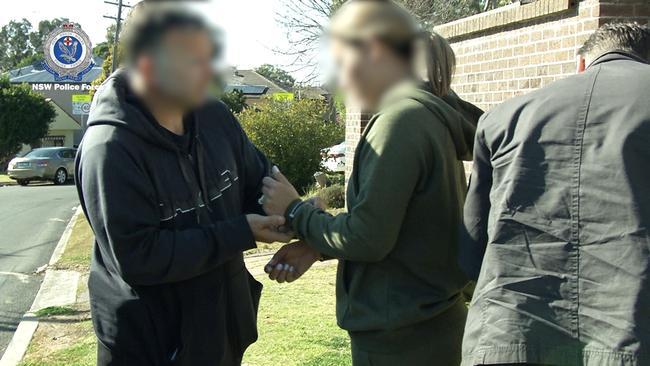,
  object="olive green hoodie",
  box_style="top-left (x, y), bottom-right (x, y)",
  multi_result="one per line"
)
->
top-left (291, 81), bottom-right (480, 343)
